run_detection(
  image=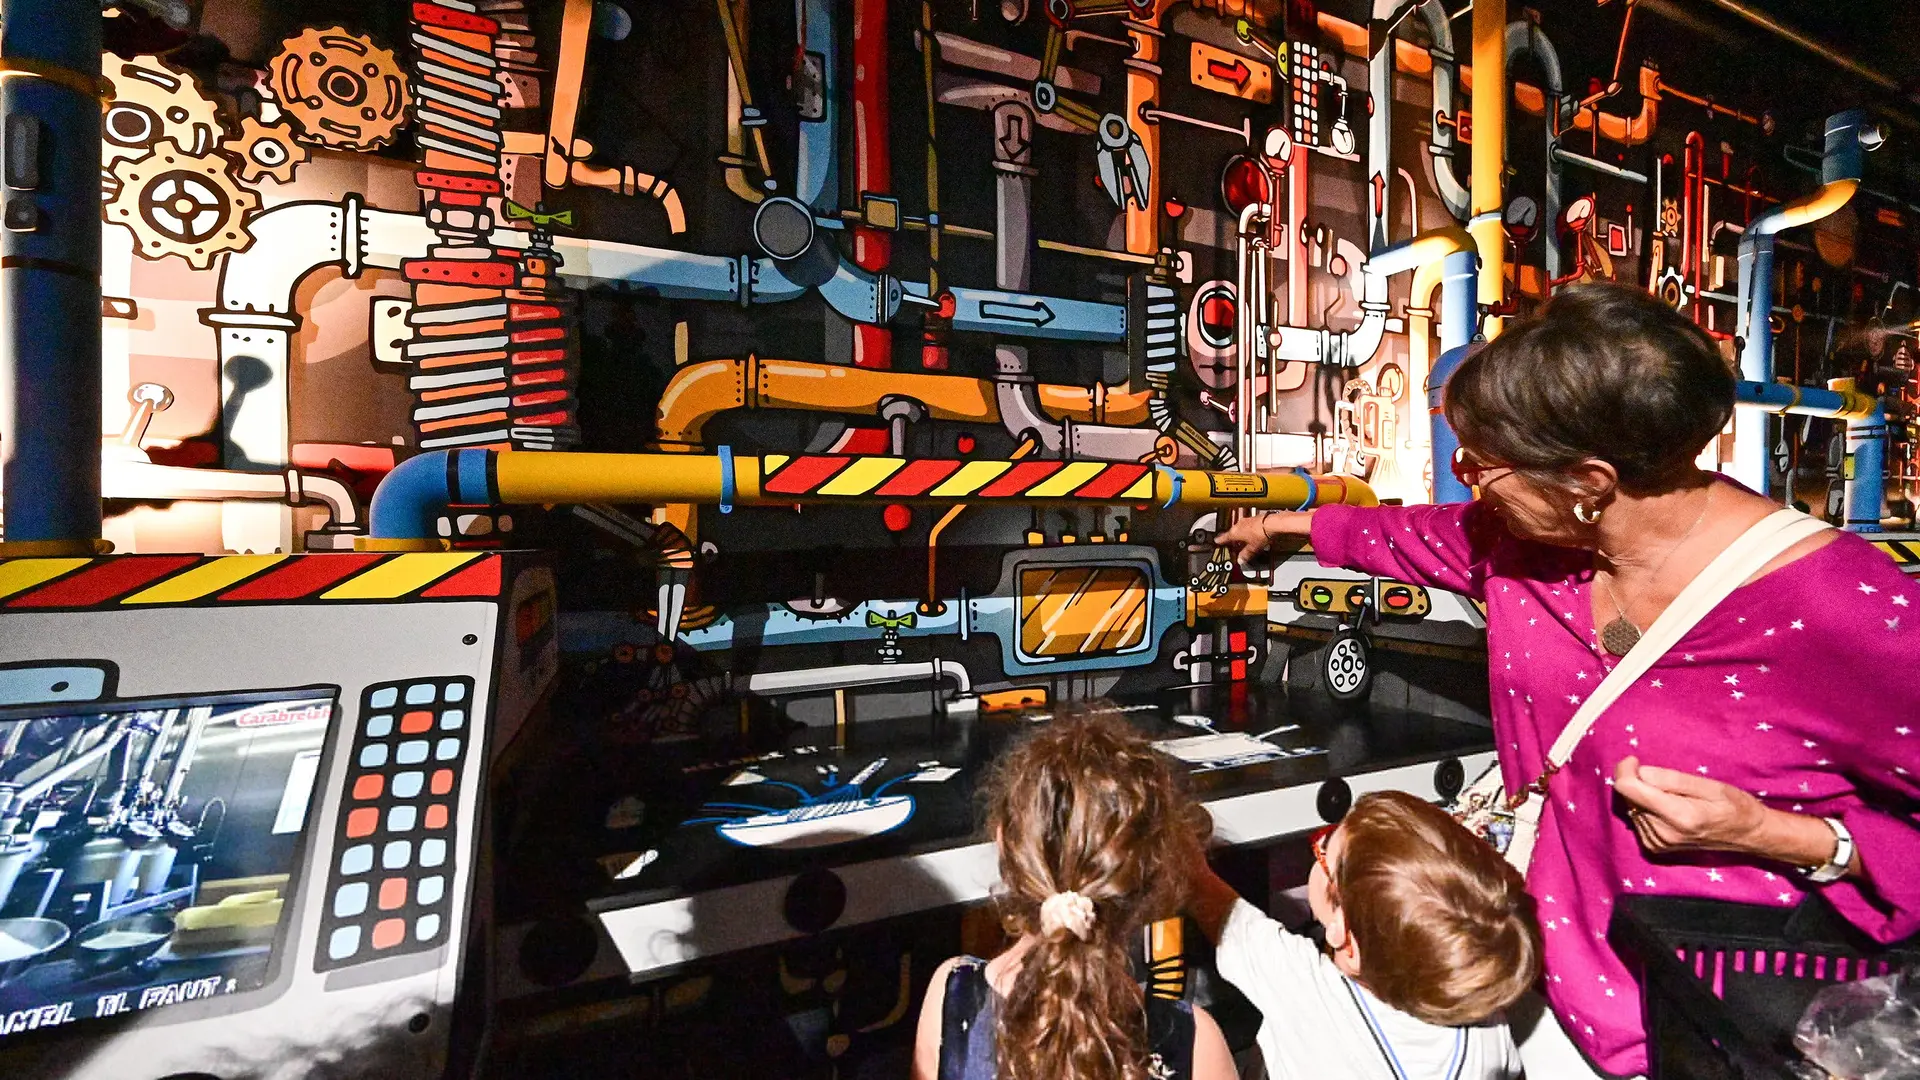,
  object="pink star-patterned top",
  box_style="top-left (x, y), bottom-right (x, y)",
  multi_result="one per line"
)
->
top-left (1310, 495), bottom-right (1920, 1077)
